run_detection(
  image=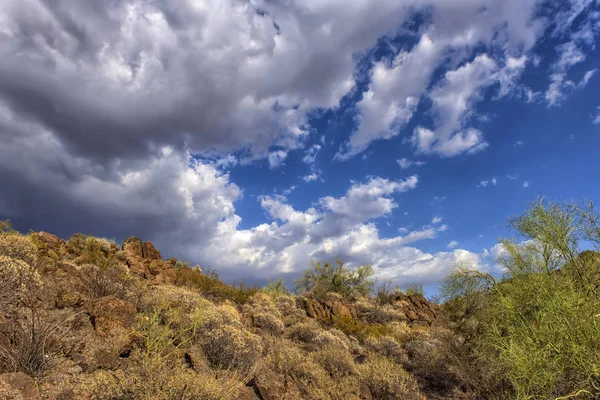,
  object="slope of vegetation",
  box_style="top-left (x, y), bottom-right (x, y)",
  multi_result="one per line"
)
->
top-left (0, 197), bottom-right (599, 399)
